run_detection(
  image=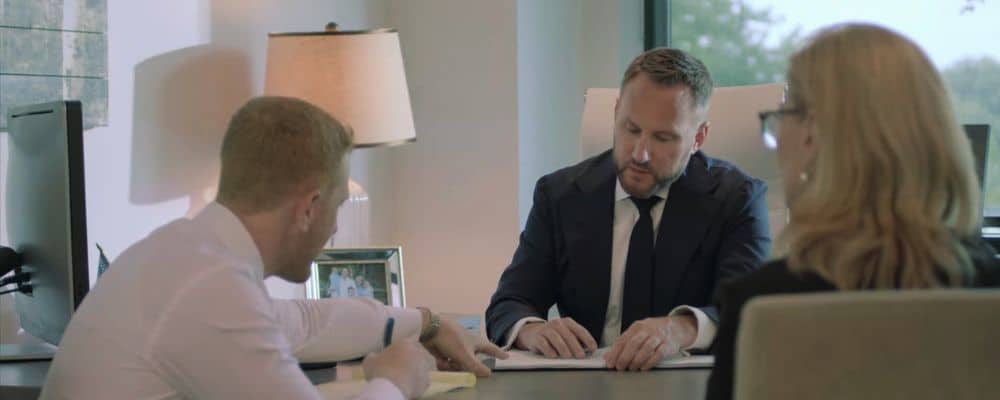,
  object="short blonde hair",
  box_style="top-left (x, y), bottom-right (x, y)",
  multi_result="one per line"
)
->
top-left (781, 23), bottom-right (981, 289)
top-left (621, 47), bottom-right (714, 111)
top-left (216, 96), bottom-right (353, 213)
